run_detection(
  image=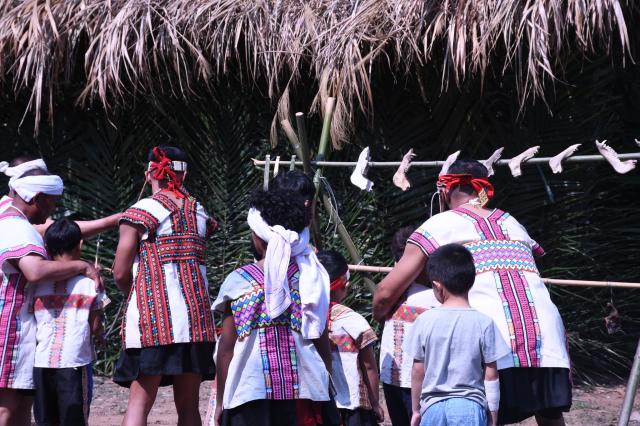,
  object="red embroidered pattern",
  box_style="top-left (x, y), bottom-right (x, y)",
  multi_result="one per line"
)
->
top-left (391, 304), bottom-right (426, 322)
